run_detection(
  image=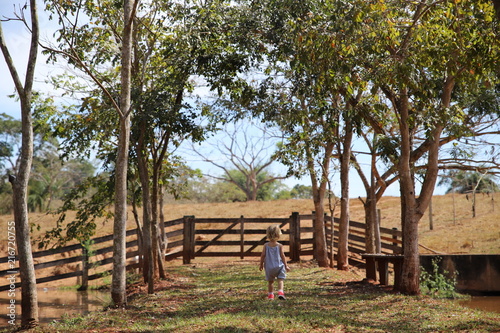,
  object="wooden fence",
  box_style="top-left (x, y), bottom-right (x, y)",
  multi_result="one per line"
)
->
top-left (0, 213), bottom-right (402, 291)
